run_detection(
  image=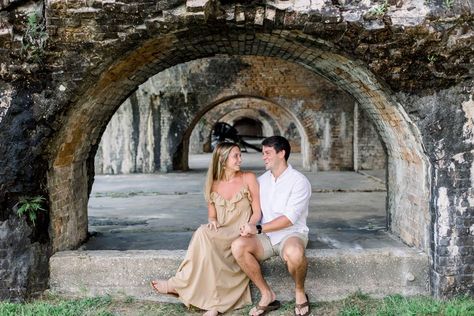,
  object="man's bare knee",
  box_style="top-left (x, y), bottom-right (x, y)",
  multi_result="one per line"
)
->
top-left (282, 241), bottom-right (306, 266)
